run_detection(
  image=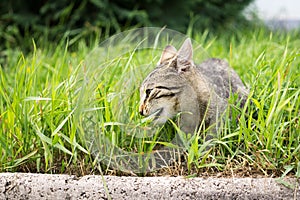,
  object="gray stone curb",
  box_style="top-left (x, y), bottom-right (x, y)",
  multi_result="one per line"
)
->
top-left (0, 173), bottom-right (299, 199)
